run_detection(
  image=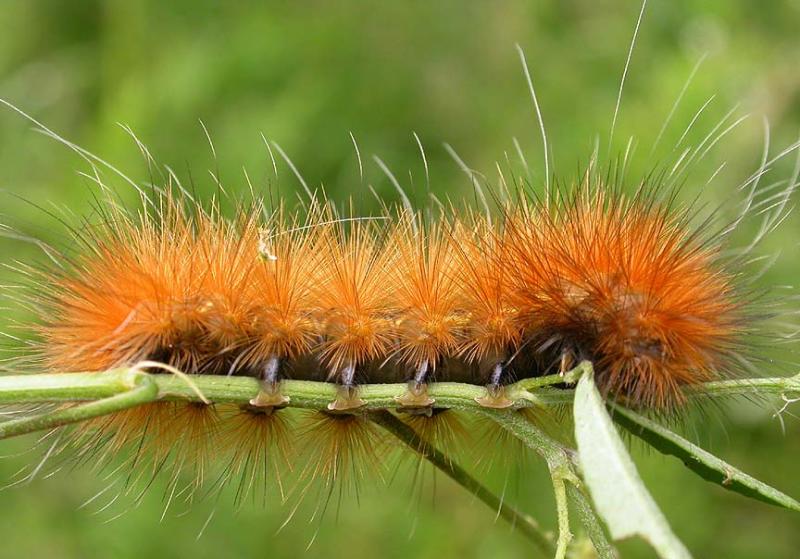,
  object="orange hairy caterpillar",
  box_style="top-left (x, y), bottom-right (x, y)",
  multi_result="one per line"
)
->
top-left (0, 18), bottom-right (798, 550)
top-left (2, 73), bottom-right (795, 526)
top-left (16, 174), bottom-right (751, 477)
top-left (0, 97), bottom-right (796, 559)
